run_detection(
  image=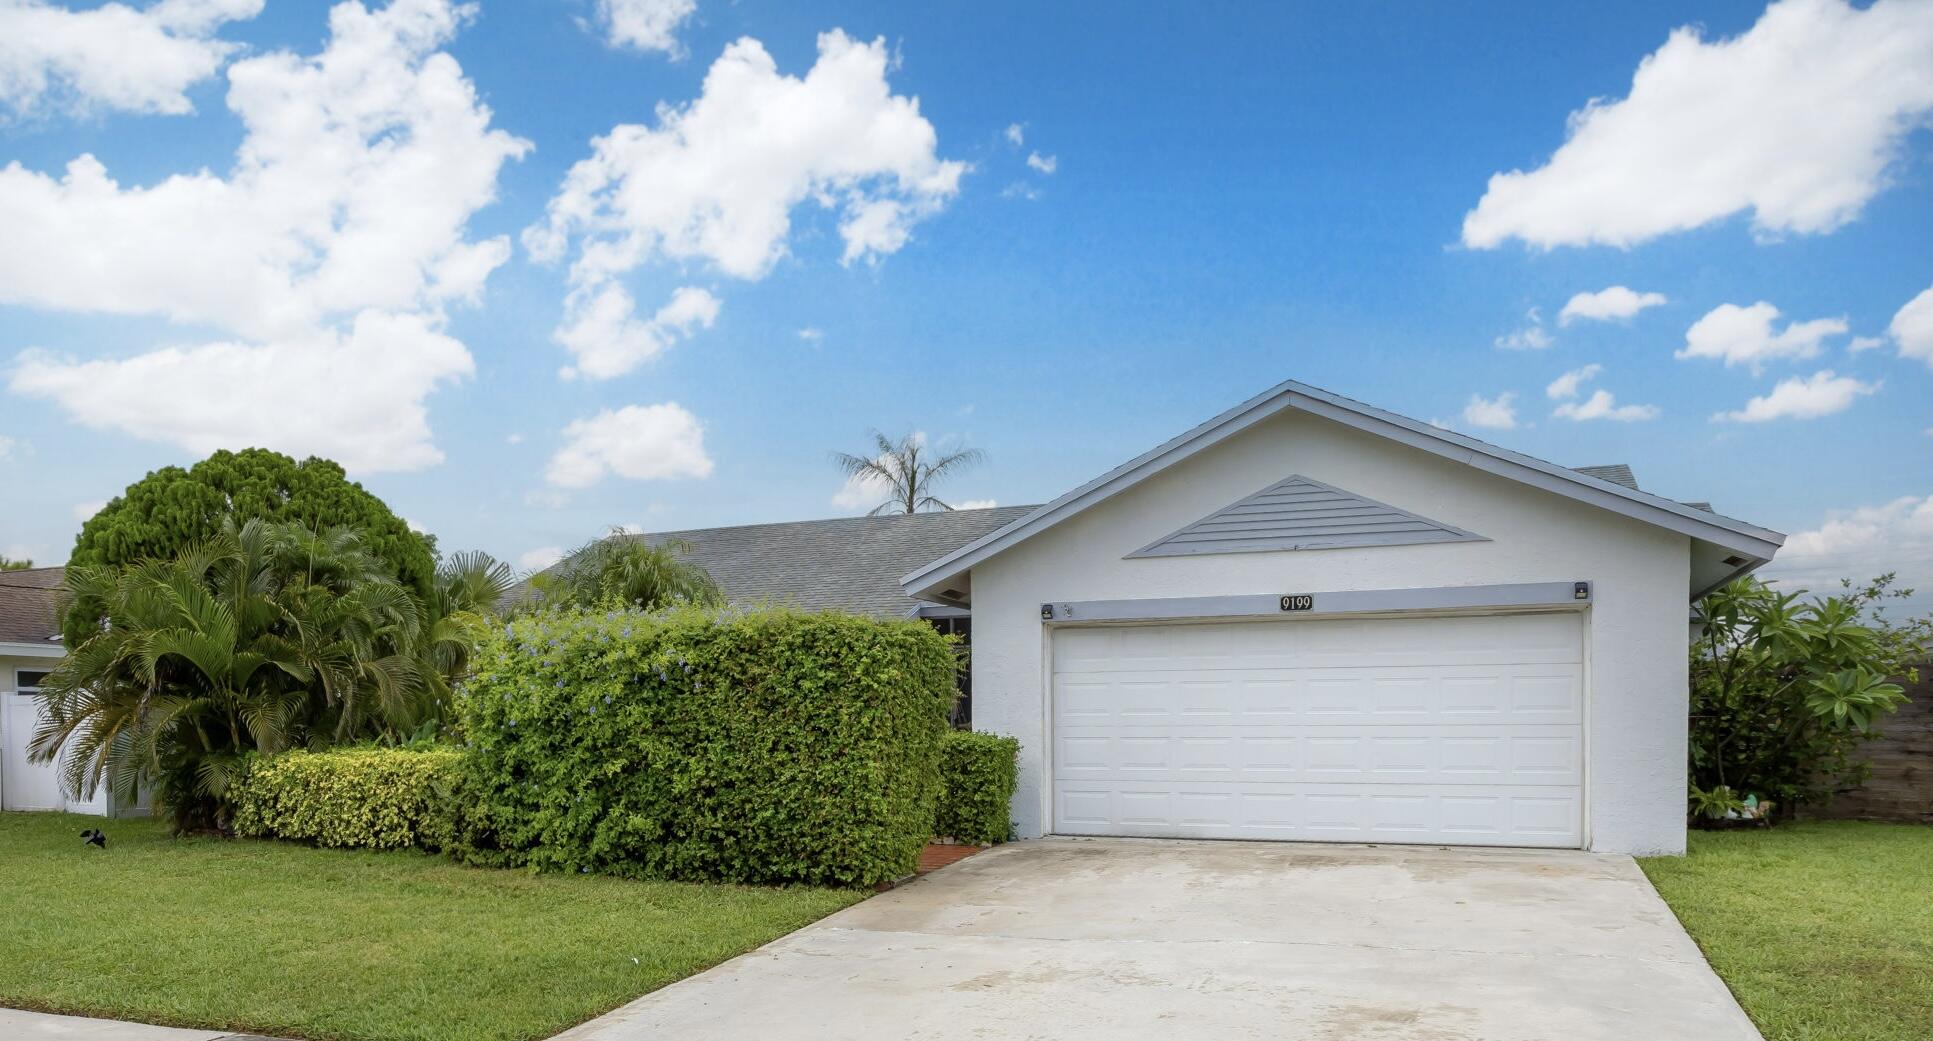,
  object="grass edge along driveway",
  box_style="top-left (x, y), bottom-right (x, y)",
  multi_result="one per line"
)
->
top-left (0, 812), bottom-right (864, 1041)
top-left (1640, 821), bottom-right (1933, 1041)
